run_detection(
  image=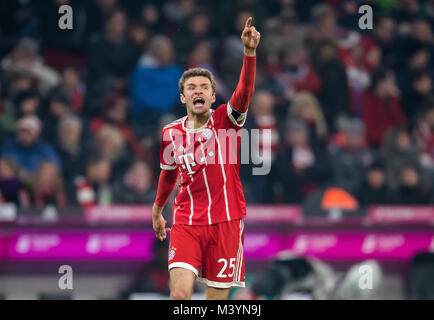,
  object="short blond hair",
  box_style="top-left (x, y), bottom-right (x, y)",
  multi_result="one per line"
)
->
top-left (178, 68), bottom-right (216, 94)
